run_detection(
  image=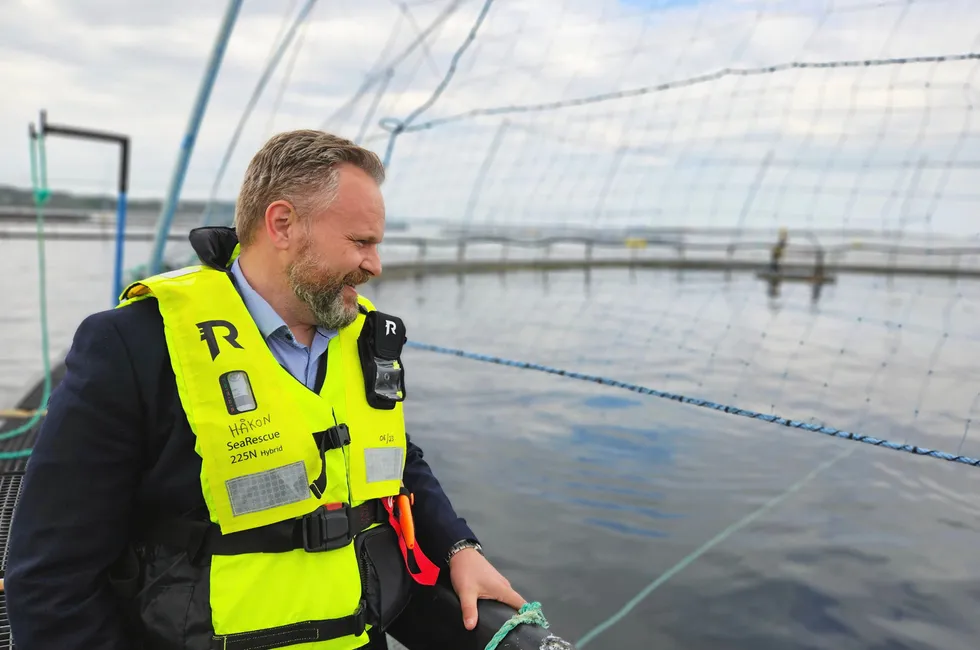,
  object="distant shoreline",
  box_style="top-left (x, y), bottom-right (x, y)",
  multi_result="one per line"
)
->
top-left (0, 183), bottom-right (234, 214)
